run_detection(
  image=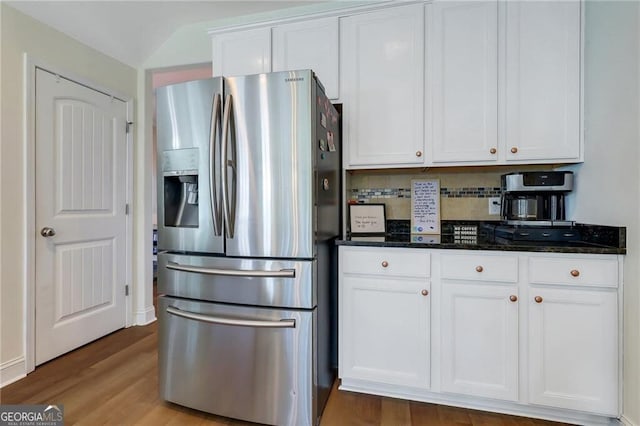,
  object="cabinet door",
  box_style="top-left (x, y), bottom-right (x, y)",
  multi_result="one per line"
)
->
top-left (341, 4), bottom-right (425, 168)
top-left (528, 287), bottom-right (618, 415)
top-left (340, 276), bottom-right (430, 389)
top-left (272, 17), bottom-right (339, 100)
top-left (504, 1), bottom-right (581, 162)
top-left (212, 27), bottom-right (271, 77)
top-left (440, 282), bottom-right (518, 401)
top-left (428, 1), bottom-right (498, 163)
